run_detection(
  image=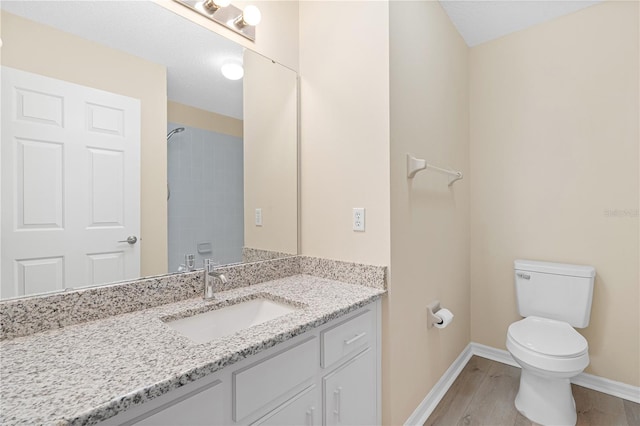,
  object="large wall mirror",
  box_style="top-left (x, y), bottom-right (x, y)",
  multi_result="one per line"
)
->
top-left (0, 1), bottom-right (298, 300)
